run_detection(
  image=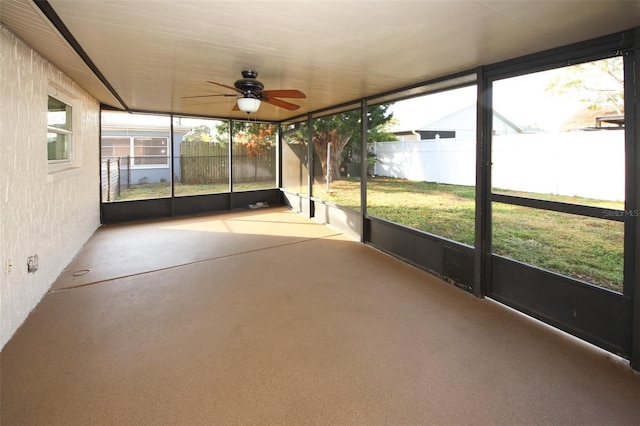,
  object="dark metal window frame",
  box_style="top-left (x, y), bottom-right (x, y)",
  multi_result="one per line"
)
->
top-left (479, 29), bottom-right (638, 367)
top-left (279, 29), bottom-right (639, 369)
top-left (482, 36), bottom-right (634, 289)
top-left (100, 112), bottom-right (282, 222)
